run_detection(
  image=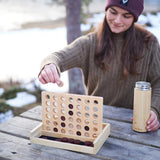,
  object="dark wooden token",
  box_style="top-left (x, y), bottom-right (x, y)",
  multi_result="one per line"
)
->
top-left (68, 138), bottom-right (74, 143)
top-left (61, 116), bottom-right (65, 121)
top-left (68, 104), bottom-right (73, 109)
top-left (61, 137), bottom-right (68, 142)
top-left (74, 139), bottom-right (81, 144)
